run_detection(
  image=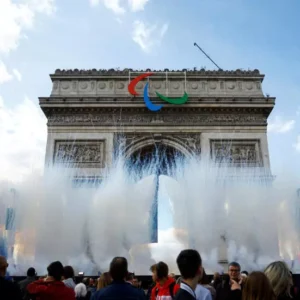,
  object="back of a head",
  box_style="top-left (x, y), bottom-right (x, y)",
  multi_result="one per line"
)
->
top-left (242, 271), bottom-right (275, 300)
top-left (27, 267), bottom-right (36, 277)
top-left (126, 272), bottom-right (134, 281)
top-left (0, 256), bottom-right (8, 274)
top-left (176, 249), bottom-right (202, 280)
top-left (97, 272), bottom-right (112, 290)
top-left (199, 268), bottom-right (210, 285)
top-left (156, 262), bottom-right (169, 280)
top-left (109, 257), bottom-right (128, 281)
top-left (64, 266), bottom-right (74, 279)
top-left (47, 261), bottom-right (64, 281)
top-left (83, 277), bottom-right (90, 286)
top-left (75, 283), bottom-right (87, 298)
top-left (264, 261), bottom-right (291, 298)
